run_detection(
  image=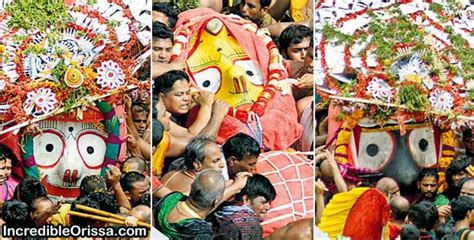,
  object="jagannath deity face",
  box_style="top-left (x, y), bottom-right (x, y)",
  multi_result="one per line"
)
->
top-left (337, 123), bottom-right (449, 192)
top-left (186, 18), bottom-right (264, 110)
top-left (32, 120), bottom-right (107, 195)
